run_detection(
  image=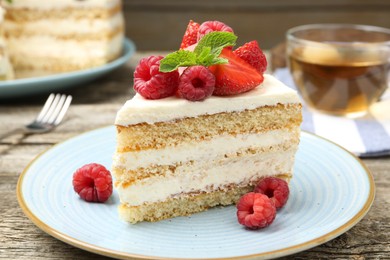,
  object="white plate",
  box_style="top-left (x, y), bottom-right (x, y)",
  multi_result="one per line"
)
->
top-left (0, 38), bottom-right (135, 99)
top-left (17, 127), bottom-right (375, 259)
